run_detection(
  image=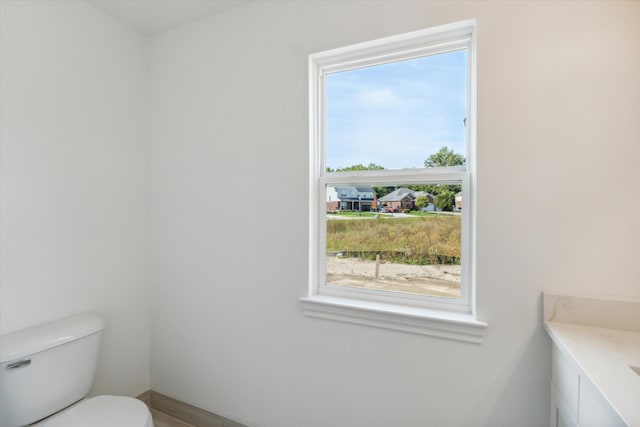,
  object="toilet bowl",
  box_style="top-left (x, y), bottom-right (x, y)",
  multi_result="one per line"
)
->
top-left (0, 314), bottom-right (153, 427)
top-left (33, 395), bottom-right (153, 427)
